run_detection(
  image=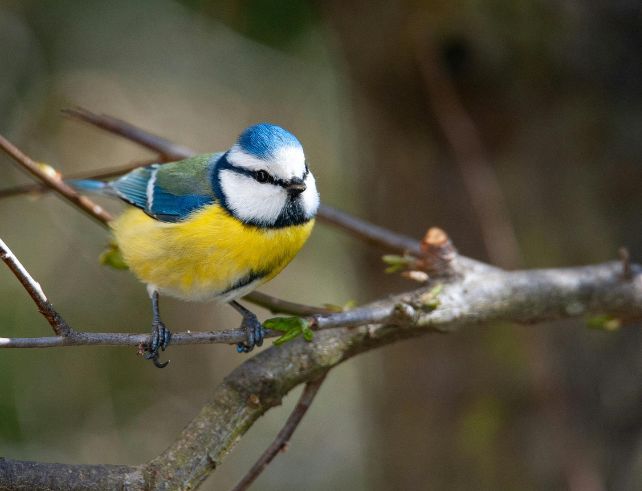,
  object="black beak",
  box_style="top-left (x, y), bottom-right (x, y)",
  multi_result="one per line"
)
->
top-left (286, 179), bottom-right (306, 196)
